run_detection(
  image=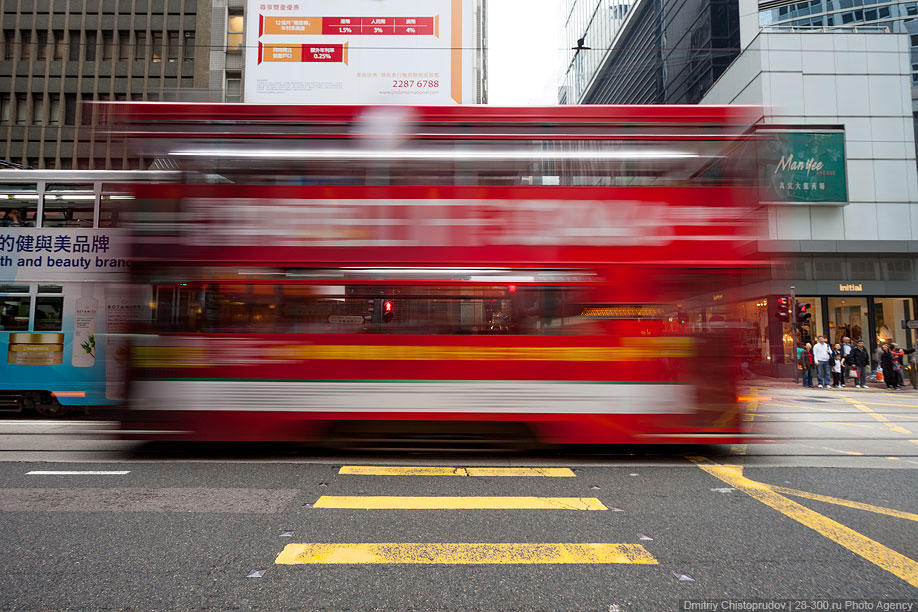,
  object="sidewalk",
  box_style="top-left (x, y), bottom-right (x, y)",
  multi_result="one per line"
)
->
top-left (744, 376), bottom-right (917, 392)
